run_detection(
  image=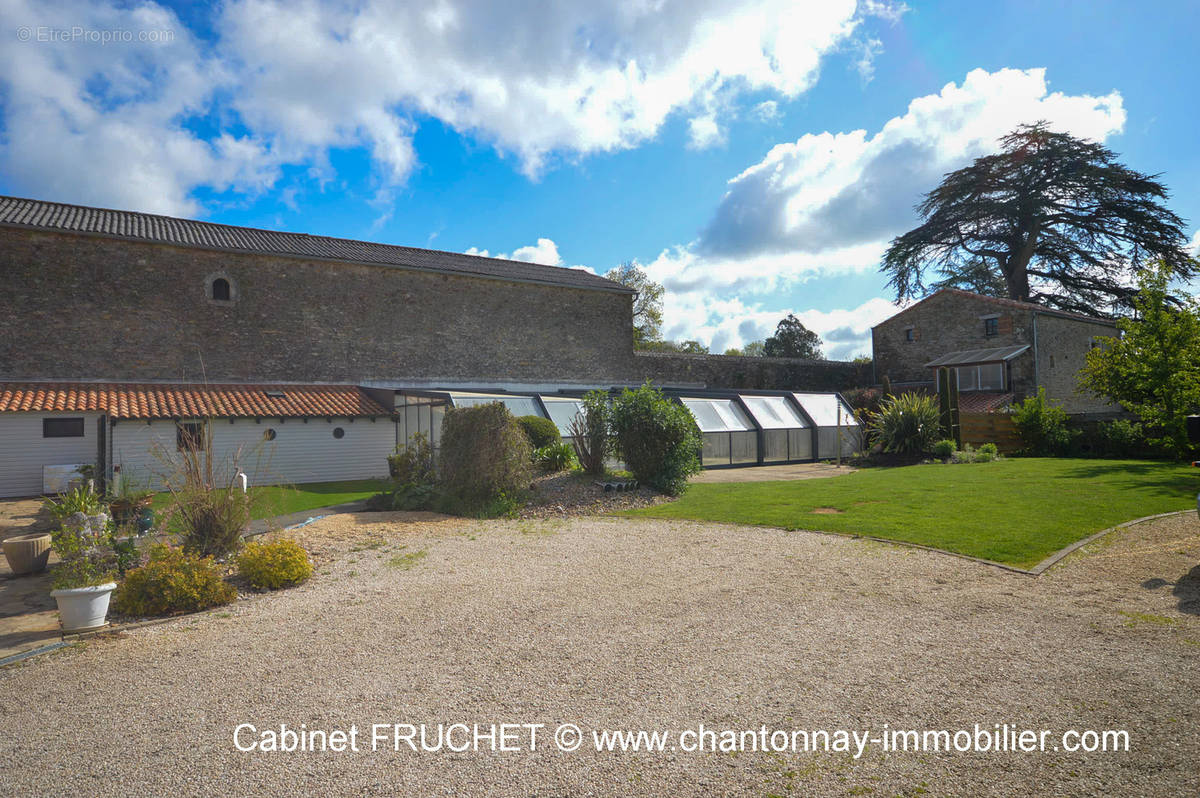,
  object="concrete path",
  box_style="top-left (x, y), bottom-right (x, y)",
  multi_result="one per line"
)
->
top-left (690, 461), bottom-right (855, 483)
